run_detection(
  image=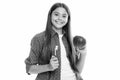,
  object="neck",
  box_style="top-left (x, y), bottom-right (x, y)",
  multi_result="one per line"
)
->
top-left (52, 26), bottom-right (63, 35)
